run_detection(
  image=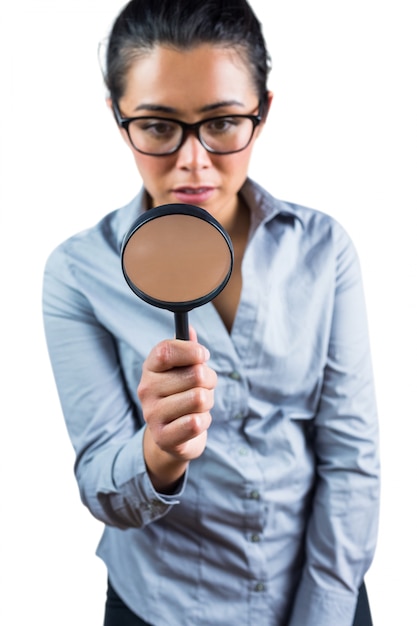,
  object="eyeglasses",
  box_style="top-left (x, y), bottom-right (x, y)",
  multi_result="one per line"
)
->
top-left (112, 101), bottom-right (263, 156)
